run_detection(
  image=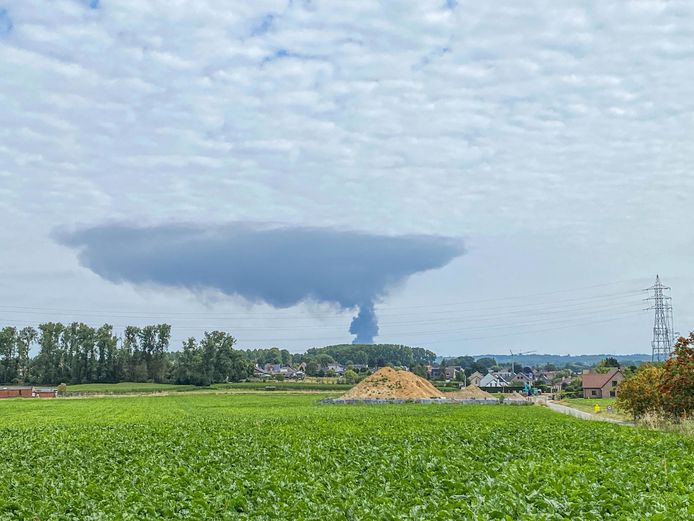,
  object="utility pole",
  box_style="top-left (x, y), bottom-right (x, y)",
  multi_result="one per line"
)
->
top-left (645, 275), bottom-right (676, 362)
